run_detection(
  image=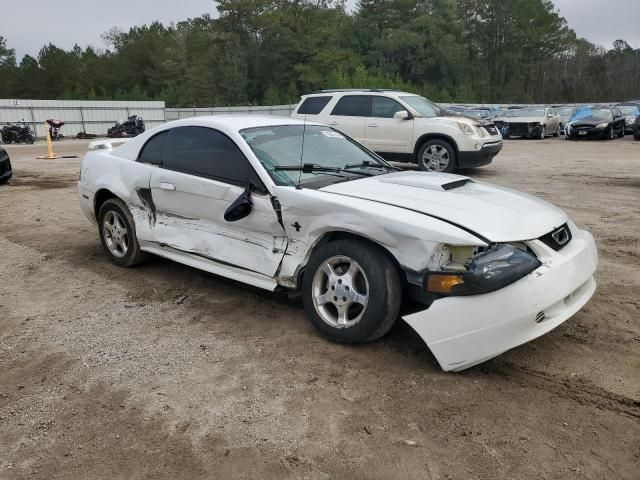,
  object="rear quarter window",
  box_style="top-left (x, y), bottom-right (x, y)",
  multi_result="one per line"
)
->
top-left (297, 96), bottom-right (332, 115)
top-left (138, 131), bottom-right (169, 165)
